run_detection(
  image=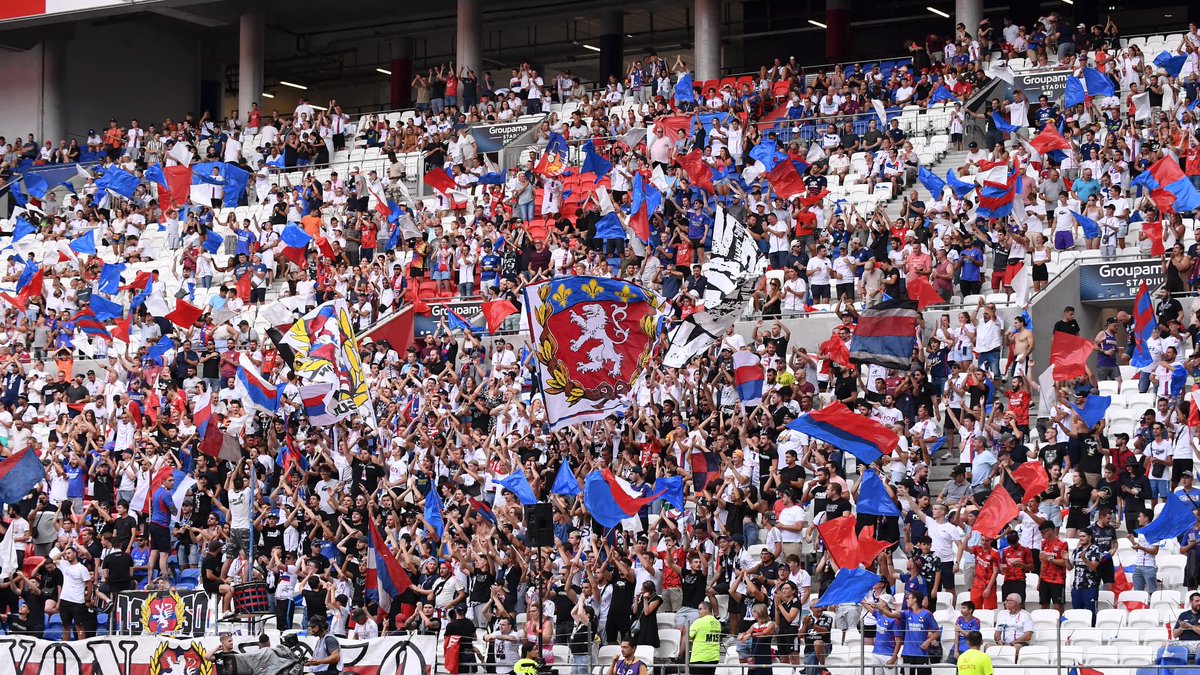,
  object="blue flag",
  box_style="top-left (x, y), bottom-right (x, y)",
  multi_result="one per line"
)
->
top-left (551, 460), bottom-right (582, 497)
top-left (1154, 51), bottom-right (1187, 78)
top-left (478, 172), bottom-right (505, 185)
top-left (581, 140), bottom-right (613, 182)
top-left (583, 471), bottom-right (629, 529)
top-left (496, 470), bottom-right (539, 506)
top-left (1082, 68), bottom-right (1115, 98)
top-left (930, 86), bottom-right (957, 104)
top-left (281, 224), bottom-right (312, 249)
top-left (385, 224), bottom-right (402, 252)
top-left (546, 132), bottom-right (569, 159)
top-left (15, 259), bottom-right (37, 291)
top-left (946, 170), bottom-right (975, 198)
top-left (219, 163), bottom-right (250, 208)
top-left (815, 569), bottom-right (883, 608)
top-left (425, 488), bottom-right (445, 539)
top-left (856, 471), bottom-right (901, 516)
top-left (146, 335), bottom-right (175, 365)
top-left (22, 174), bottom-right (48, 200)
top-left (1136, 493), bottom-right (1197, 543)
top-left (95, 167), bottom-right (140, 199)
top-left (10, 183), bottom-right (26, 208)
top-left (749, 142), bottom-right (787, 172)
top-left (11, 217), bottom-right (35, 243)
top-left (0, 449), bottom-right (45, 507)
top-left (1064, 76), bottom-right (1087, 109)
top-left (69, 232), bottom-right (97, 256)
top-left (918, 166), bottom-right (946, 199)
top-left (674, 73), bottom-right (696, 104)
top-left (595, 212), bottom-right (625, 240)
top-left (90, 295), bottom-right (124, 321)
top-left (991, 112), bottom-right (1021, 134)
top-left (97, 262), bottom-right (125, 295)
top-left (656, 476), bottom-right (686, 511)
top-left (1070, 211), bottom-right (1101, 239)
top-left (1069, 395), bottom-right (1111, 430)
top-left (203, 229), bottom-right (224, 255)
top-left (145, 164), bottom-right (166, 186)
